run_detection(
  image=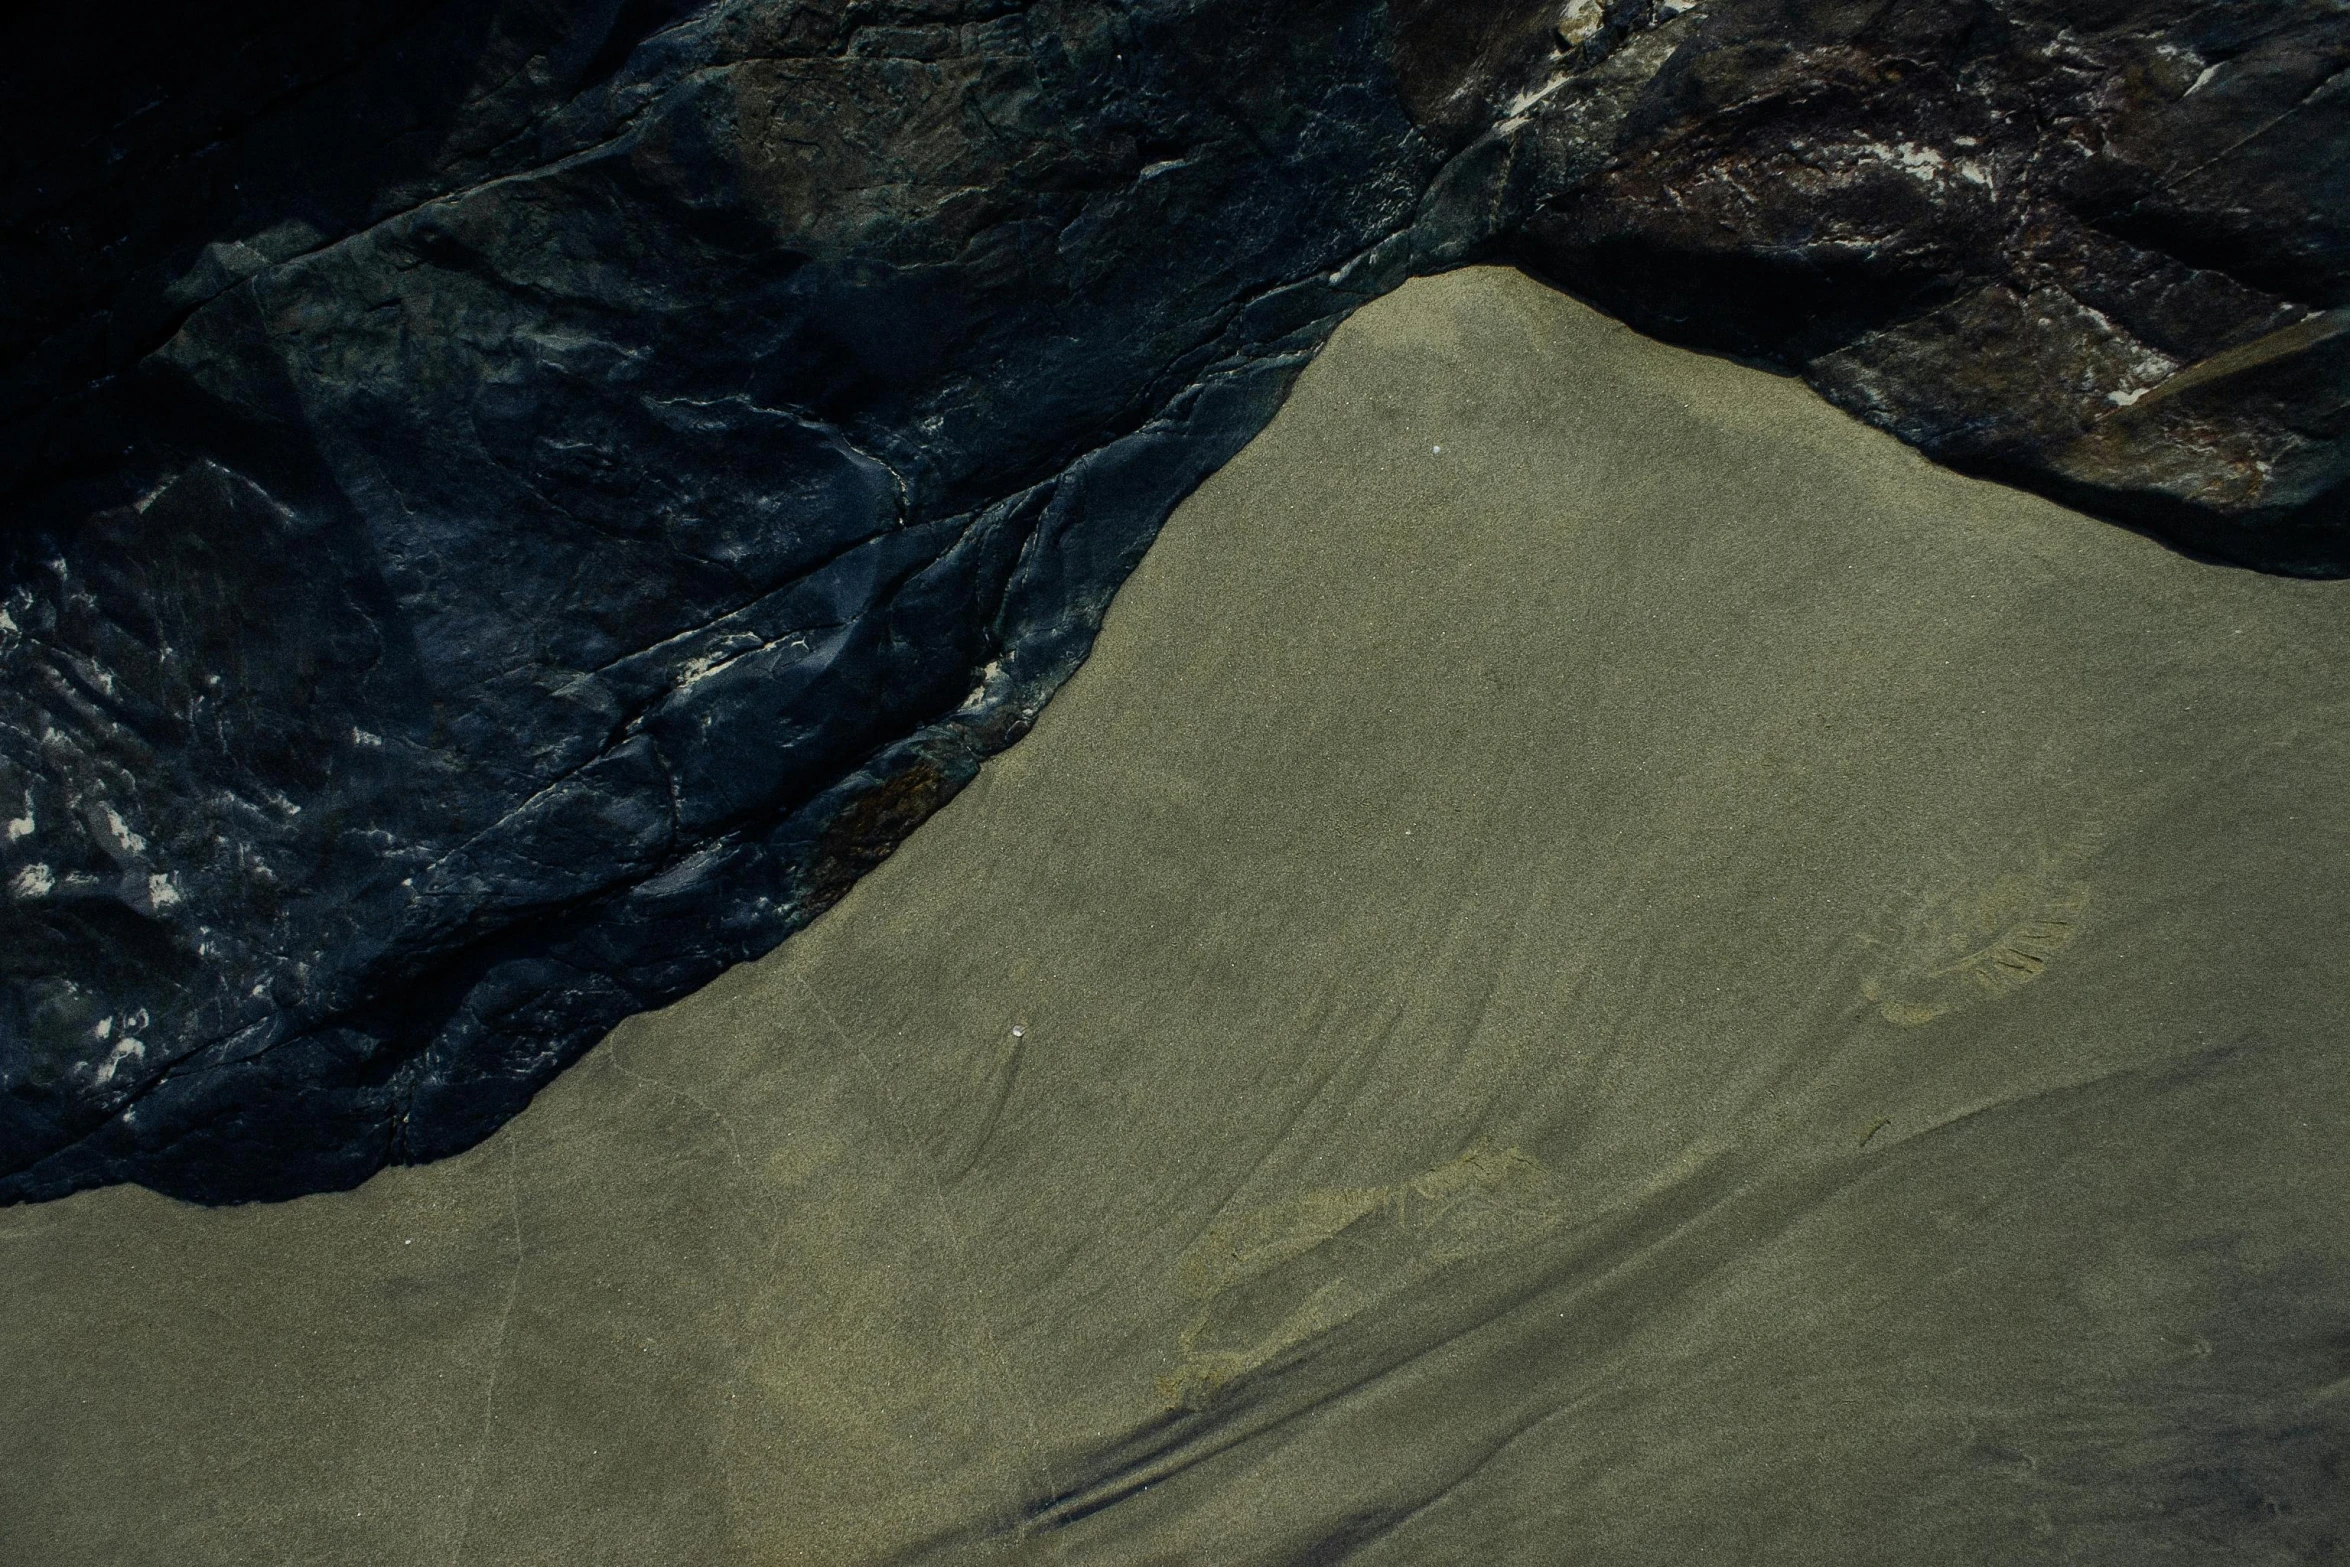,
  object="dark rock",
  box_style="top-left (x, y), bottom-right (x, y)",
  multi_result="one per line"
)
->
top-left (0, 0), bottom-right (1447, 1203)
top-left (3, 0), bottom-right (2342, 1203)
top-left (1498, 0), bottom-right (2350, 571)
